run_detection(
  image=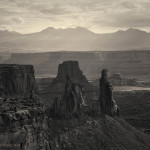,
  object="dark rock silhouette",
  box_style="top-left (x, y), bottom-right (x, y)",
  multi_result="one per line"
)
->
top-left (0, 64), bottom-right (46, 150)
top-left (0, 64), bottom-right (38, 97)
top-left (1, 64), bottom-right (150, 150)
top-left (54, 61), bottom-right (88, 85)
top-left (52, 75), bottom-right (84, 117)
top-left (44, 61), bottom-right (98, 105)
top-left (99, 69), bottom-right (119, 116)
